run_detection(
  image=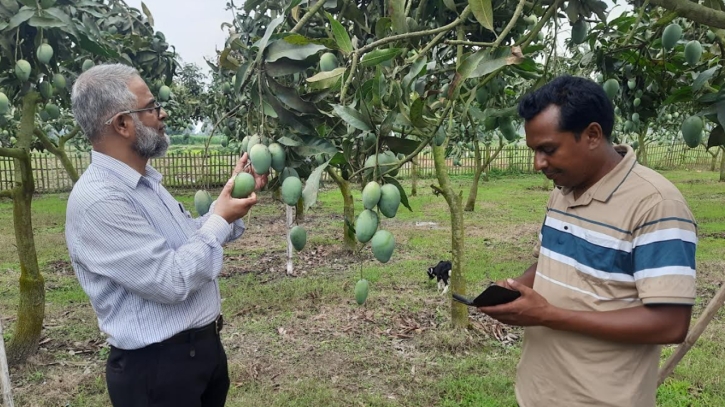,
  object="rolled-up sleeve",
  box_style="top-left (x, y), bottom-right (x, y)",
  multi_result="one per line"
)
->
top-left (193, 200), bottom-right (246, 243)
